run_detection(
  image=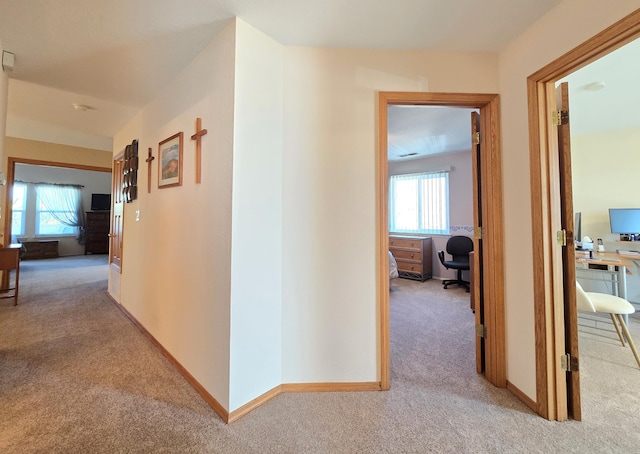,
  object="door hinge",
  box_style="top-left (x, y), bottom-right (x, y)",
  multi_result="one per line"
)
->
top-left (476, 324), bottom-right (486, 338)
top-left (552, 110), bottom-right (569, 126)
top-left (474, 226), bottom-right (485, 240)
top-left (557, 229), bottom-right (567, 246)
top-left (561, 353), bottom-right (579, 372)
top-left (472, 132), bottom-right (481, 145)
